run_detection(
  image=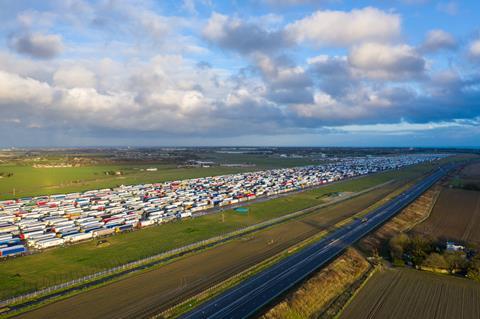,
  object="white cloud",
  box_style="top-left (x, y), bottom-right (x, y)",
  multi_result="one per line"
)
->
top-left (0, 70), bottom-right (53, 106)
top-left (469, 39), bottom-right (480, 60)
top-left (53, 65), bottom-right (97, 89)
top-left (285, 7), bottom-right (401, 47)
top-left (348, 43), bottom-right (425, 80)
